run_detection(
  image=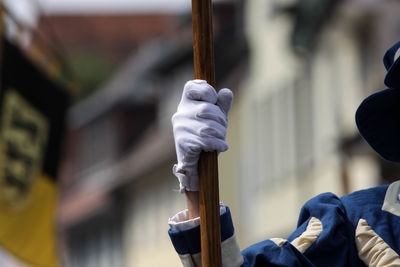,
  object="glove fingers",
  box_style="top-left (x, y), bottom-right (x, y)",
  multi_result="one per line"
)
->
top-left (183, 80), bottom-right (218, 104)
top-left (177, 130), bottom-right (228, 155)
top-left (217, 88), bottom-right (233, 115)
top-left (199, 121), bottom-right (226, 140)
top-left (172, 116), bottom-right (203, 137)
top-left (199, 137), bottom-right (229, 153)
top-left (196, 104), bottom-right (228, 127)
top-left (174, 118), bottom-right (226, 141)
